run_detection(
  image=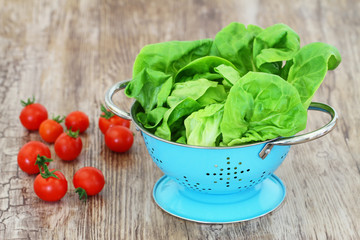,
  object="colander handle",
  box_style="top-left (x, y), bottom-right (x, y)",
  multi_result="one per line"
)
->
top-left (259, 102), bottom-right (338, 159)
top-left (104, 79), bottom-right (133, 121)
